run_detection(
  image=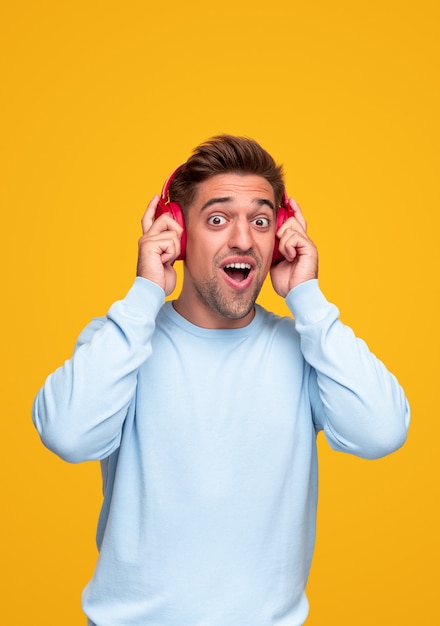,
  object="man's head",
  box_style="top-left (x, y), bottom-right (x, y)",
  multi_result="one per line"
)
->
top-left (171, 135), bottom-right (286, 329)
top-left (169, 135), bottom-right (285, 215)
